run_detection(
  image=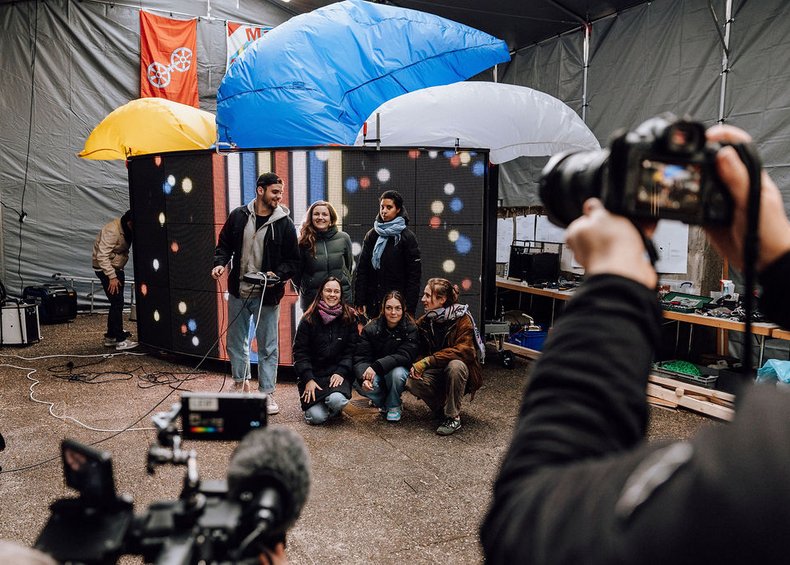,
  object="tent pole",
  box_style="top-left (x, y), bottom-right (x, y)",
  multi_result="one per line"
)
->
top-left (716, 0), bottom-right (734, 124)
top-left (582, 22), bottom-right (591, 122)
